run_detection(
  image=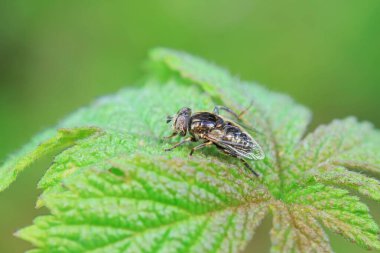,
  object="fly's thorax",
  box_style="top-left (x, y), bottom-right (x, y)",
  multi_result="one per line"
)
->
top-left (190, 120), bottom-right (216, 132)
top-left (189, 112), bottom-right (222, 135)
